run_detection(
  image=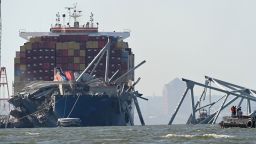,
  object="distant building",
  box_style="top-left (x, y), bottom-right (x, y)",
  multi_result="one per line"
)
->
top-left (162, 78), bottom-right (192, 124)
